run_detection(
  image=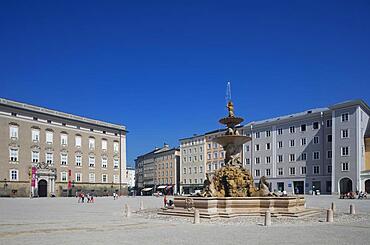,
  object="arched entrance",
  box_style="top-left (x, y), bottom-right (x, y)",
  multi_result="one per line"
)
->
top-left (365, 179), bottom-right (370, 193)
top-left (339, 178), bottom-right (352, 194)
top-left (38, 179), bottom-right (48, 197)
